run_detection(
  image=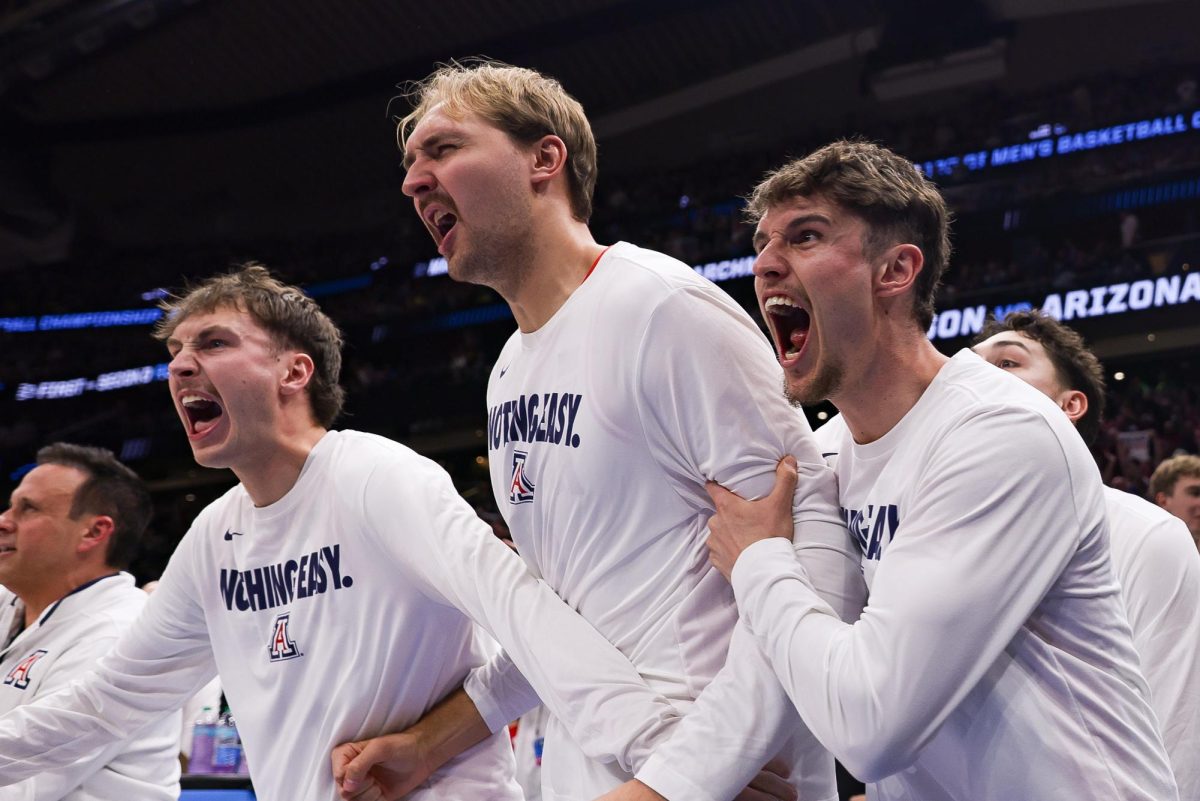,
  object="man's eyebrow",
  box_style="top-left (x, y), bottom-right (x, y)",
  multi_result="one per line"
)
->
top-left (166, 325), bottom-right (233, 350)
top-left (752, 214), bottom-right (832, 252)
top-left (987, 338), bottom-right (1032, 353)
top-left (402, 132), bottom-right (451, 170)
